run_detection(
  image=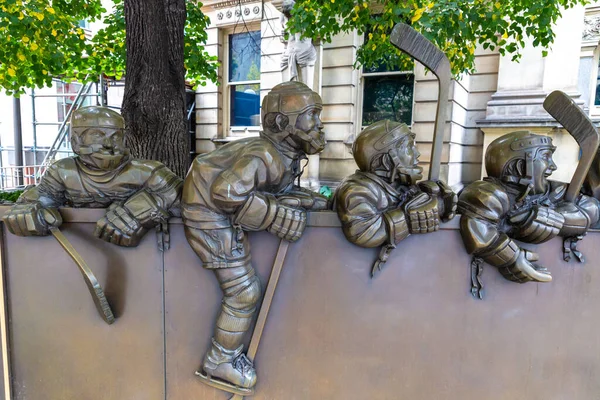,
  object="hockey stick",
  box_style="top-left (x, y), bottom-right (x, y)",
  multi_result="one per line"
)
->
top-left (543, 90), bottom-right (600, 202)
top-left (229, 239), bottom-right (290, 400)
top-left (368, 24), bottom-right (451, 279)
top-left (46, 218), bottom-right (115, 325)
top-left (390, 23), bottom-right (451, 181)
top-left (543, 90), bottom-right (600, 262)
